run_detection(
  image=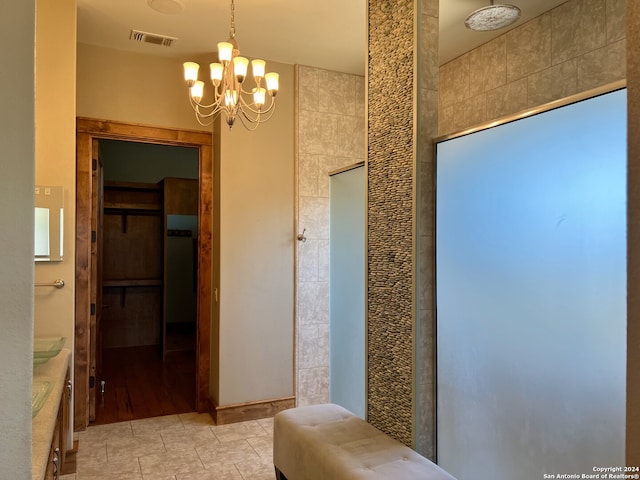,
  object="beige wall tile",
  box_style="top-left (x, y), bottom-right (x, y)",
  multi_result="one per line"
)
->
top-left (506, 13), bottom-right (552, 83)
top-left (297, 281), bottom-right (329, 325)
top-left (336, 115), bottom-right (366, 158)
top-left (577, 38), bottom-right (626, 91)
top-left (418, 87), bottom-right (438, 143)
top-left (527, 59), bottom-right (578, 107)
top-left (318, 239), bottom-right (330, 282)
top-left (420, 13), bottom-right (439, 92)
top-left (298, 154), bottom-right (319, 197)
top-left (441, 94), bottom-right (487, 135)
top-left (469, 36), bottom-right (507, 97)
top-left (298, 324), bottom-right (322, 369)
top-left (298, 196), bottom-right (329, 239)
top-left (552, 0), bottom-right (607, 64)
top-left (318, 69), bottom-right (357, 115)
top-left (296, 66), bottom-right (365, 408)
top-left (298, 65), bottom-right (319, 112)
top-left (486, 77), bottom-right (528, 120)
top-left (297, 367), bottom-right (330, 406)
top-left (356, 76), bottom-right (366, 114)
top-left (417, 234), bottom-right (435, 310)
top-left (297, 239), bottom-right (319, 282)
top-left (607, 0), bottom-right (627, 43)
top-left (439, 54), bottom-right (470, 109)
top-left (298, 109), bottom-right (338, 155)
